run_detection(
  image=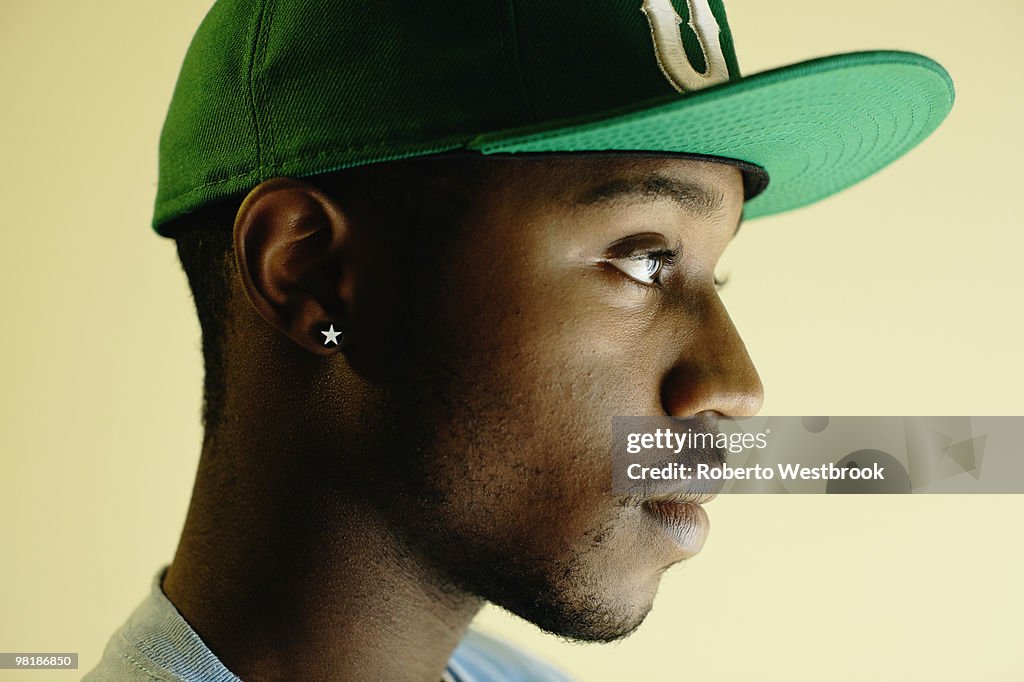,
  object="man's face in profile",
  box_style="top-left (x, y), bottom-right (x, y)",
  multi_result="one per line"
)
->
top-left (358, 155), bottom-right (763, 642)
